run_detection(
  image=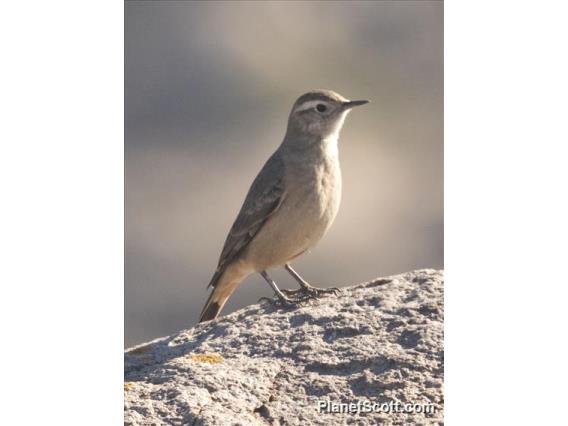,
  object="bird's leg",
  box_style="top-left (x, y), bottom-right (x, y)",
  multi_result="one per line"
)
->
top-left (284, 264), bottom-right (340, 298)
top-left (259, 270), bottom-right (304, 306)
